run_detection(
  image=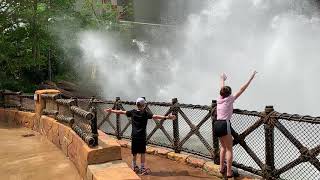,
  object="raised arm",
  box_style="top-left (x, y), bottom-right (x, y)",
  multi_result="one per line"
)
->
top-left (234, 71), bottom-right (257, 100)
top-left (104, 108), bottom-right (126, 115)
top-left (152, 114), bottom-right (176, 121)
top-left (220, 73), bottom-right (227, 88)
